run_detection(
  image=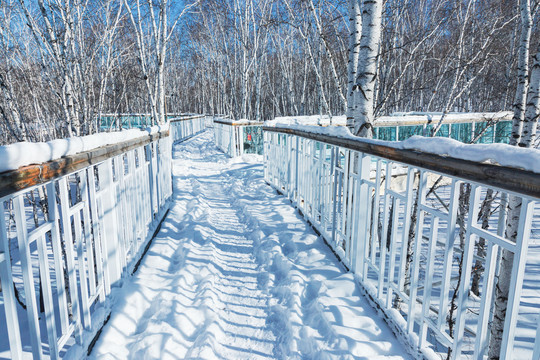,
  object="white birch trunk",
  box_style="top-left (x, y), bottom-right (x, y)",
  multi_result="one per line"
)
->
top-left (347, 0), bottom-right (361, 131)
top-left (353, 0), bottom-right (383, 138)
top-left (308, 0), bottom-right (346, 112)
top-left (519, 41), bottom-right (540, 148)
top-left (509, 0), bottom-right (532, 146)
top-left (488, 3), bottom-right (533, 357)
